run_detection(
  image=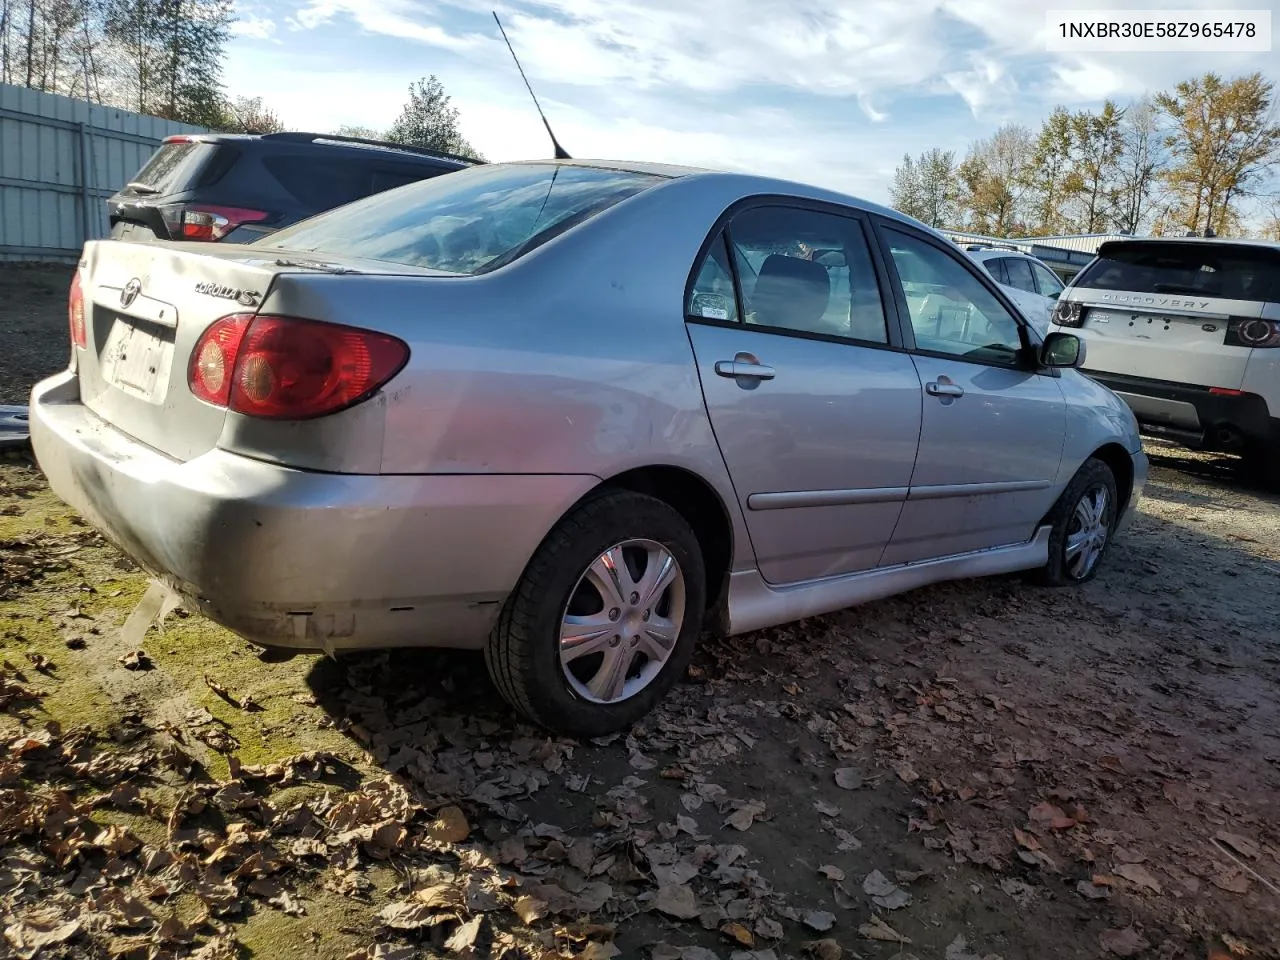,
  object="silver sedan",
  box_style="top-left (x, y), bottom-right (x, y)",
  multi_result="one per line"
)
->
top-left (30, 159), bottom-right (1148, 736)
